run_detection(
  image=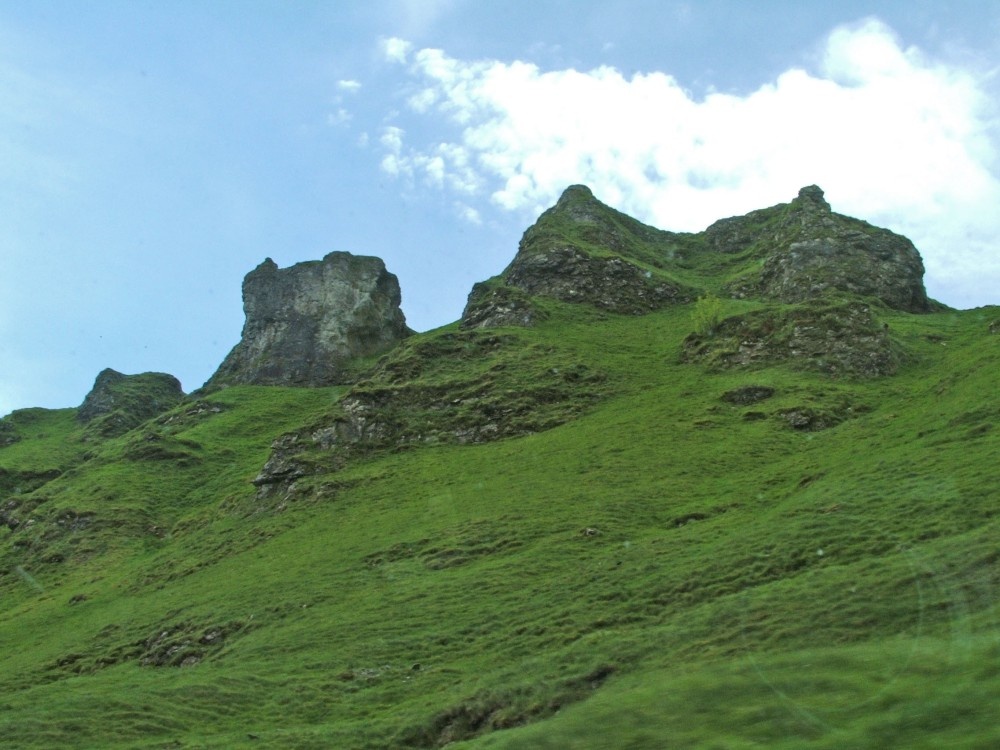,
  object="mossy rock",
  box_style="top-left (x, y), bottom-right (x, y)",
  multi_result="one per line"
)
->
top-left (462, 185), bottom-right (698, 324)
top-left (713, 186), bottom-right (940, 313)
top-left (682, 300), bottom-right (899, 377)
top-left (78, 369), bottom-right (185, 438)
